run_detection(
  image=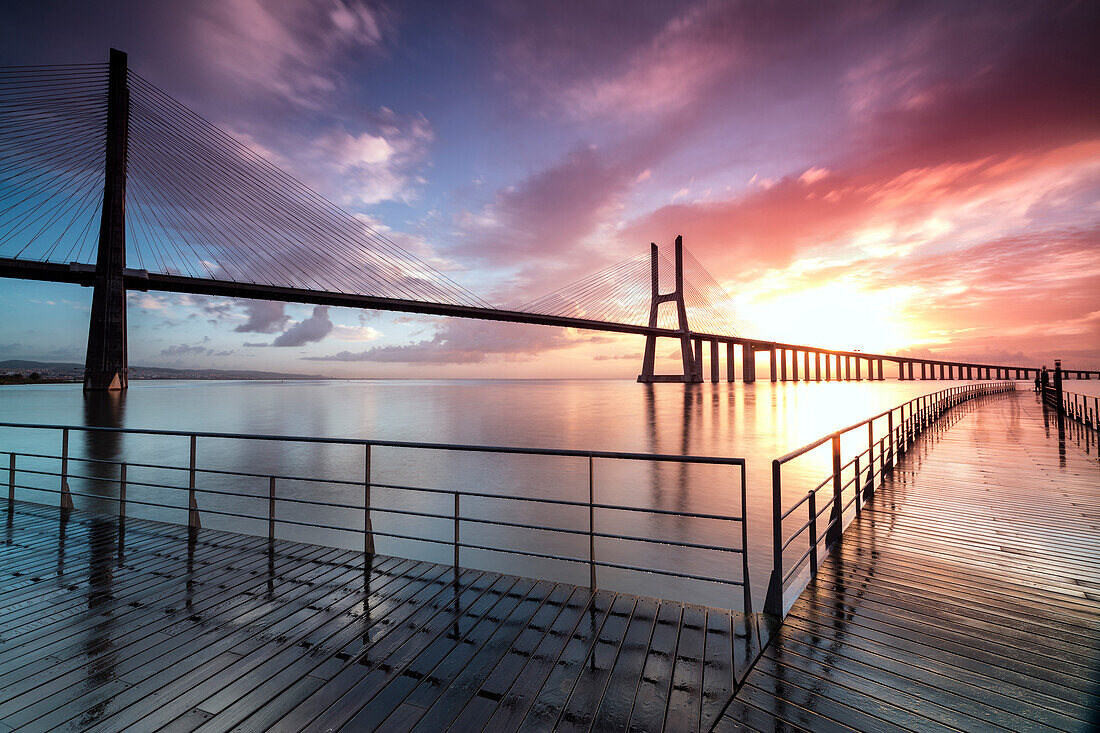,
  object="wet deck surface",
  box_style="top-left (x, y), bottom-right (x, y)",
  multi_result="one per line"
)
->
top-left (718, 392), bottom-right (1100, 732)
top-left (0, 502), bottom-right (763, 731)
